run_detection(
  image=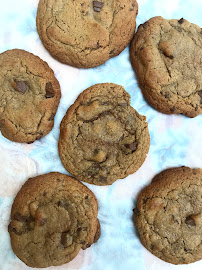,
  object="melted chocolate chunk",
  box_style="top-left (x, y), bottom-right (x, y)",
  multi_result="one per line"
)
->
top-left (99, 176), bottom-right (107, 182)
top-left (45, 82), bottom-right (55, 98)
top-left (198, 90), bottom-right (202, 98)
top-left (185, 216), bottom-right (196, 227)
top-left (13, 80), bottom-right (27, 94)
top-left (125, 141), bottom-right (138, 152)
top-left (93, 1), bottom-right (104, 12)
top-left (178, 18), bottom-right (184, 24)
top-left (61, 233), bottom-right (68, 245)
